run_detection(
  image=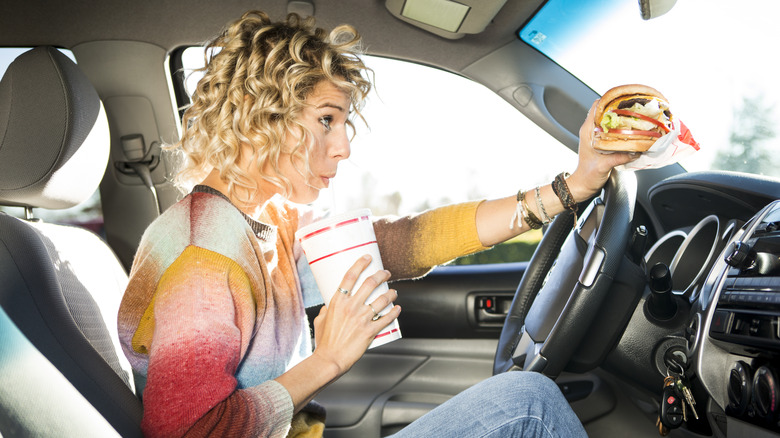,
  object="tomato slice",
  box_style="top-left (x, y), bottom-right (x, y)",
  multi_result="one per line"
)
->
top-left (594, 127), bottom-right (663, 138)
top-left (610, 109), bottom-right (671, 133)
